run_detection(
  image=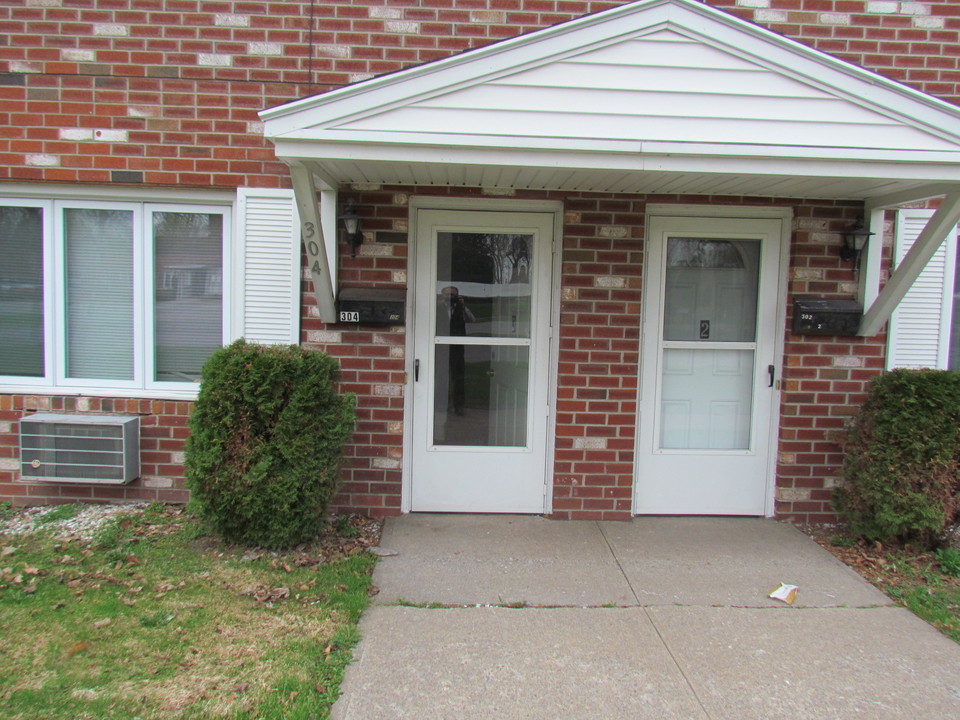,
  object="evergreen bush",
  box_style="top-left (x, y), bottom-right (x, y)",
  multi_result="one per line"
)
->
top-left (185, 340), bottom-right (356, 548)
top-left (833, 369), bottom-right (960, 548)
